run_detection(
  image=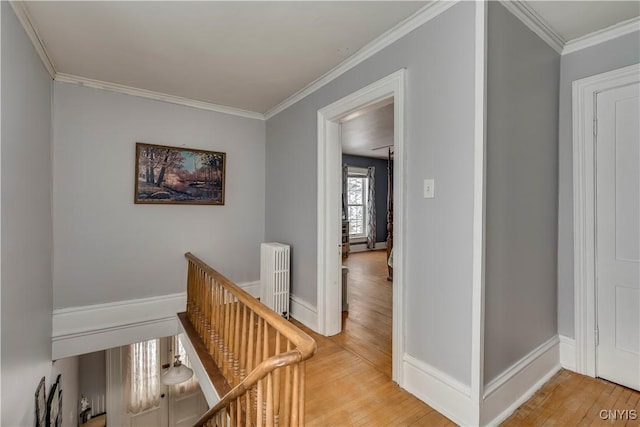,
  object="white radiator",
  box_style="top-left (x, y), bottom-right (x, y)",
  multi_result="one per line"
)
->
top-left (260, 243), bottom-right (291, 319)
